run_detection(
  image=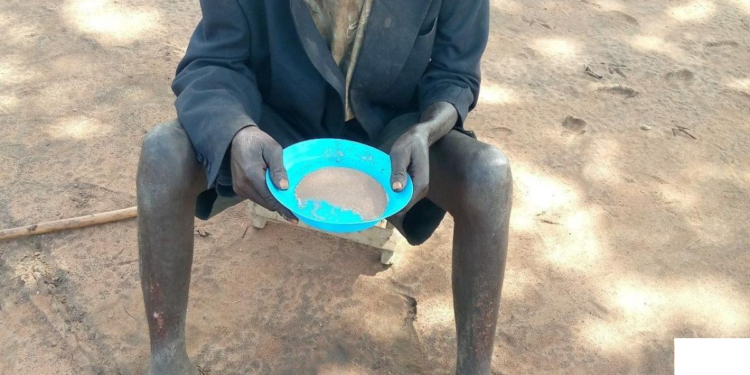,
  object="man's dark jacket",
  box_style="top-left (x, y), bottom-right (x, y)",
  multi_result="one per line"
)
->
top-left (172, 0), bottom-right (489, 188)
